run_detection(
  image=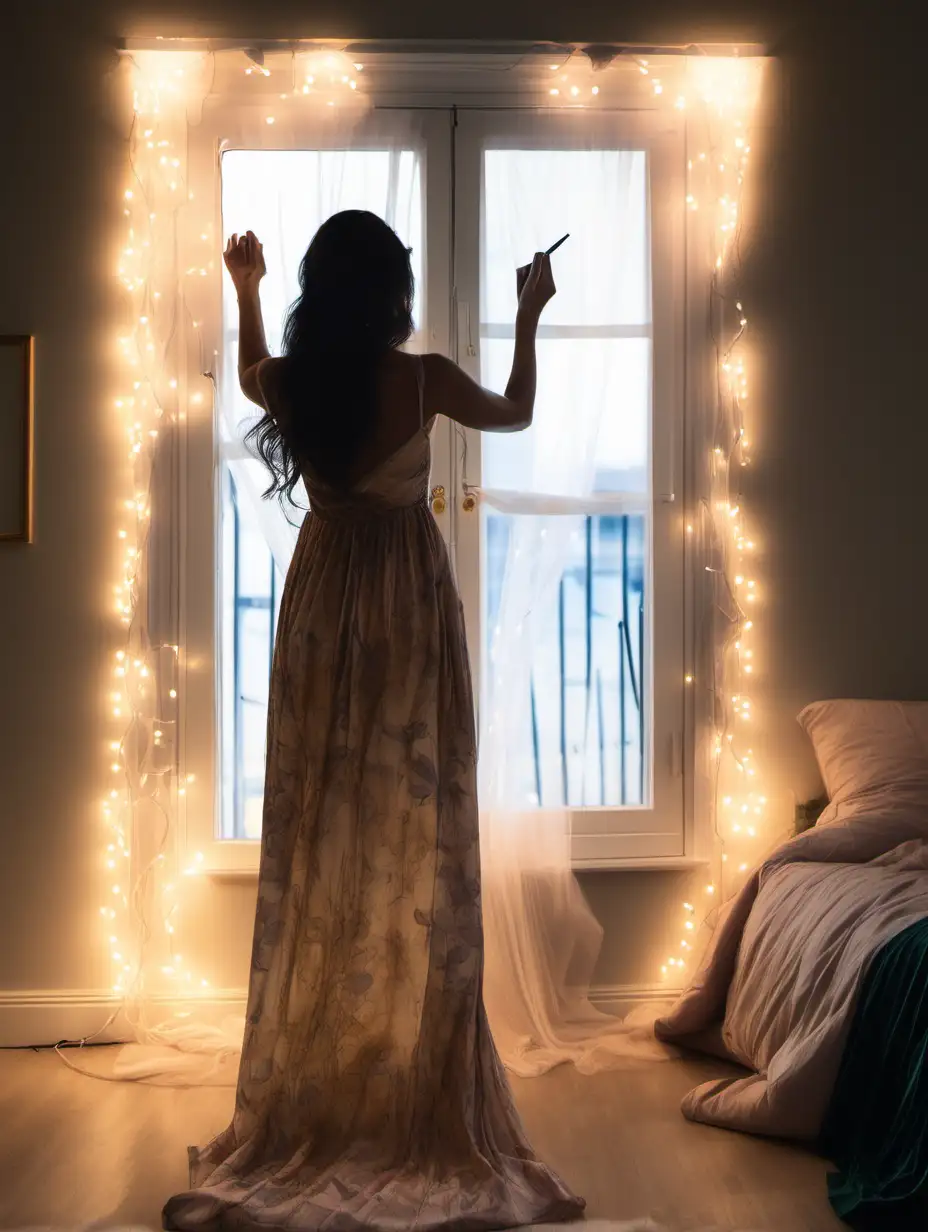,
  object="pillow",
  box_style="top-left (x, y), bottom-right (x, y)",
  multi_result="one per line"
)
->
top-left (797, 700), bottom-right (928, 821)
